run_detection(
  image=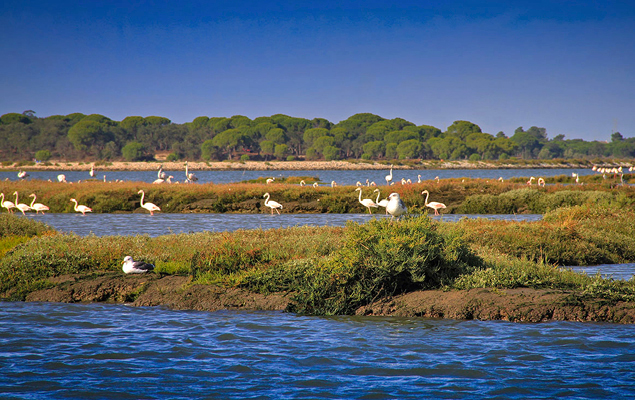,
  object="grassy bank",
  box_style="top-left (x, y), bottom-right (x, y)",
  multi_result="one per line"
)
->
top-left (1, 178), bottom-right (634, 214)
top-left (1, 205), bottom-right (634, 316)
